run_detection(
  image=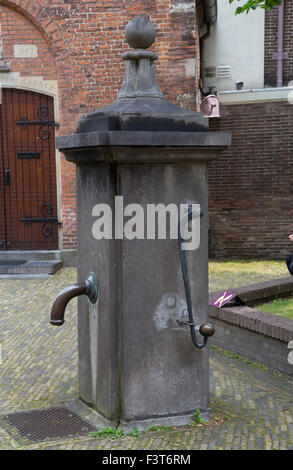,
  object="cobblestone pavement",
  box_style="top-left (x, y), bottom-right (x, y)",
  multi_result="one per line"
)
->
top-left (0, 267), bottom-right (292, 450)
